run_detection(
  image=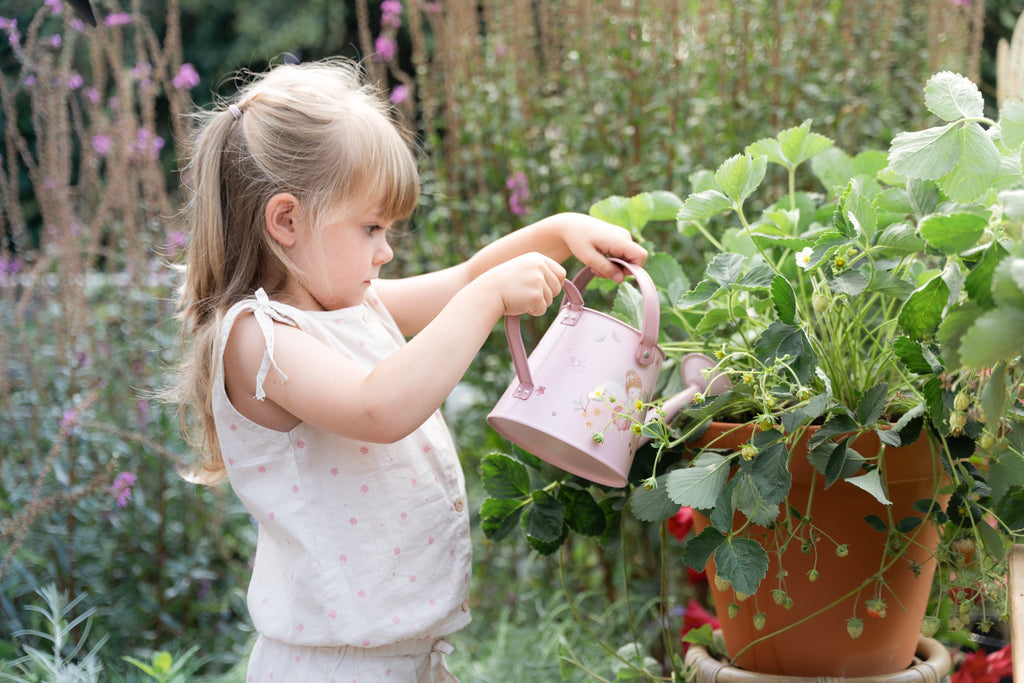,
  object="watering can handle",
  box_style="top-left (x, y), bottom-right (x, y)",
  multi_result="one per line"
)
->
top-left (503, 258), bottom-right (659, 399)
top-left (567, 257), bottom-right (661, 366)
